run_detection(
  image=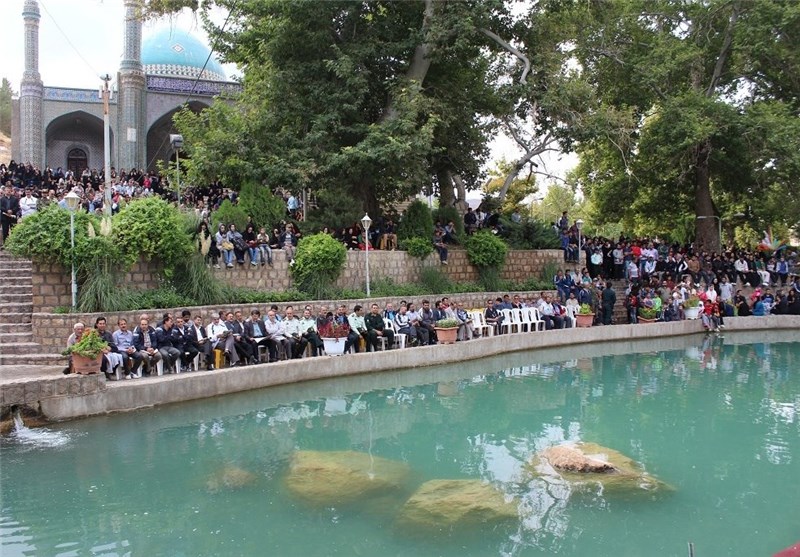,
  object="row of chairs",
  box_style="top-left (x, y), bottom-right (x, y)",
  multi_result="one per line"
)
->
top-left (472, 306), bottom-right (580, 336)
